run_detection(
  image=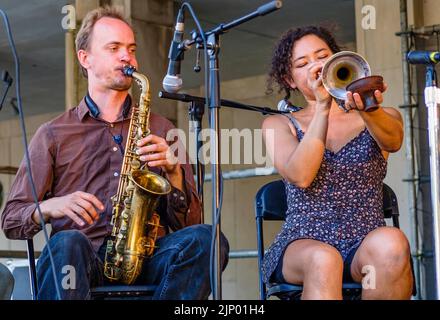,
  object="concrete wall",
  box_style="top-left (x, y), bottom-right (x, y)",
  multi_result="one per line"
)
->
top-left (355, 0), bottom-right (412, 245)
top-left (0, 113), bottom-right (59, 256)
